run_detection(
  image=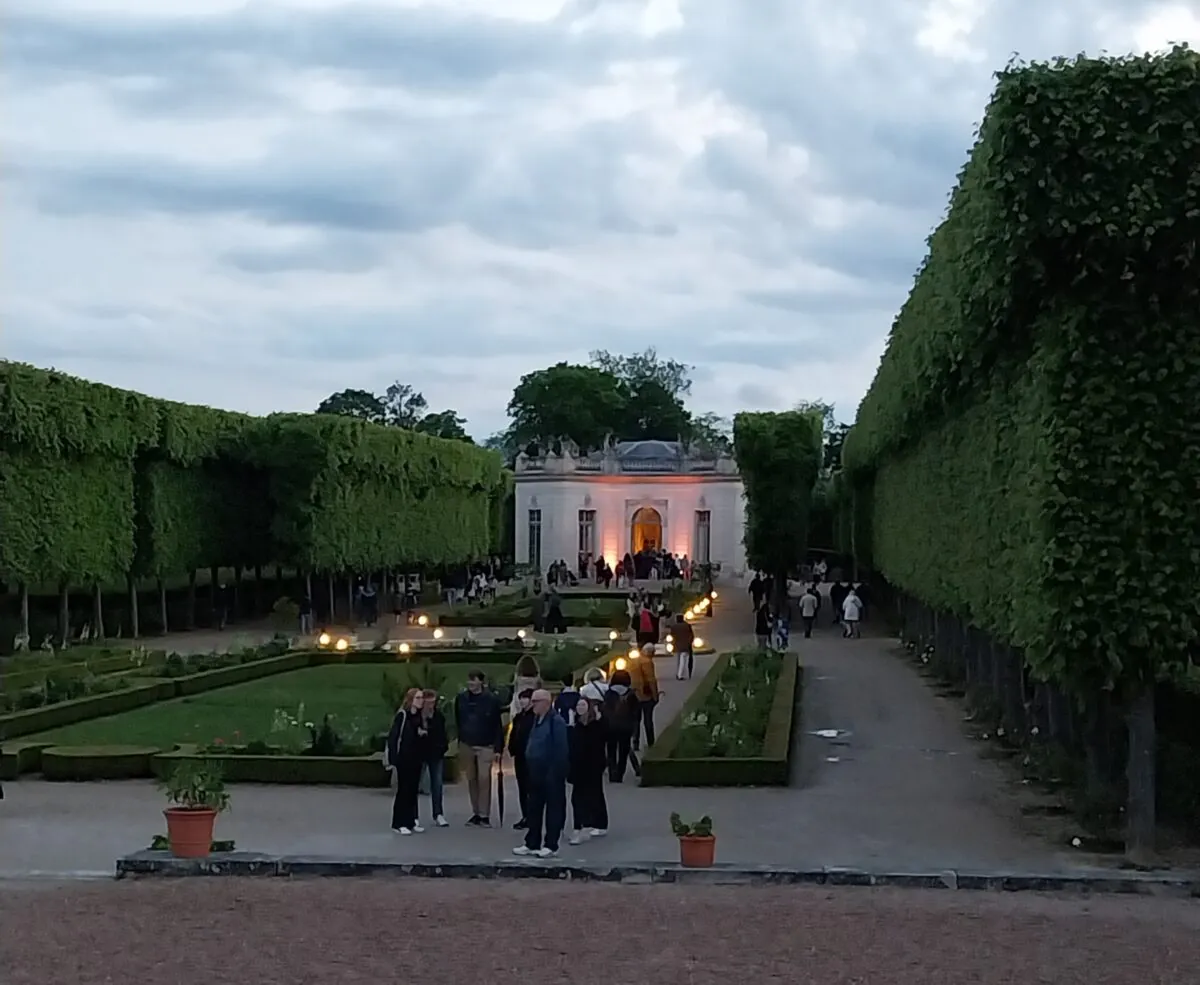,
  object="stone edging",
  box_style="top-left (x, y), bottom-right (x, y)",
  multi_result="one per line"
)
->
top-left (114, 851), bottom-right (1200, 896)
